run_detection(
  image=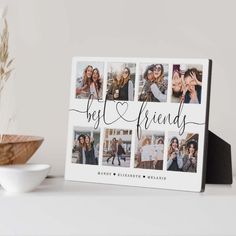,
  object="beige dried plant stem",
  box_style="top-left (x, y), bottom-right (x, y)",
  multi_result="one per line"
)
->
top-left (0, 17), bottom-right (14, 142)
